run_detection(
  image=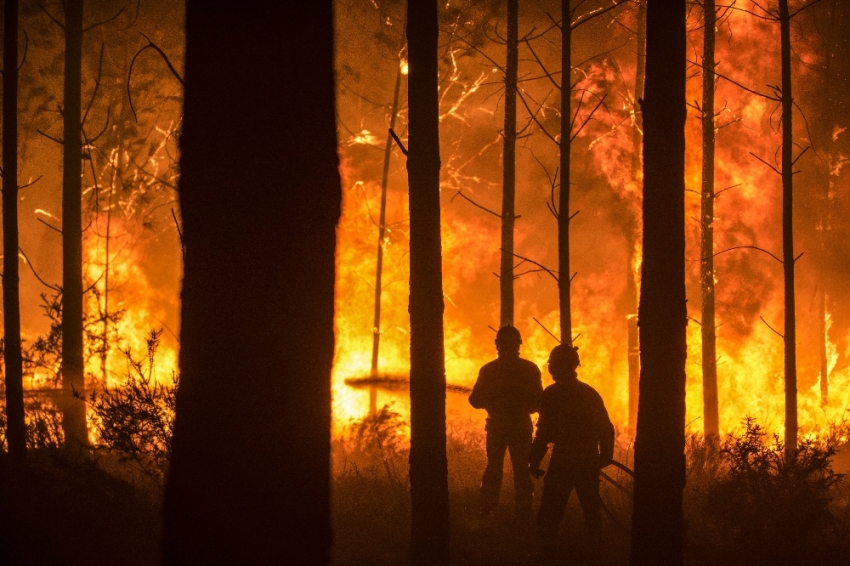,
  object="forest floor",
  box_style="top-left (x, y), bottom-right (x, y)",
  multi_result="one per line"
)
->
top-left (332, 408), bottom-right (850, 566)
top-left (1, 409), bottom-right (849, 565)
